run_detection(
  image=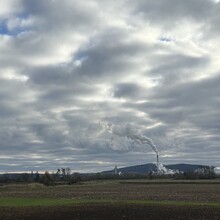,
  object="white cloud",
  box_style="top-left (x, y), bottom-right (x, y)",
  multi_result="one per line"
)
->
top-left (0, 0), bottom-right (220, 172)
top-left (0, 0), bottom-right (22, 18)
